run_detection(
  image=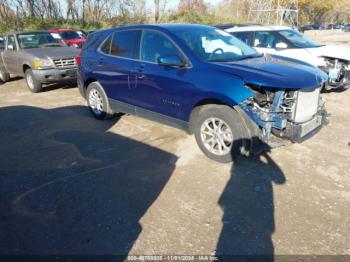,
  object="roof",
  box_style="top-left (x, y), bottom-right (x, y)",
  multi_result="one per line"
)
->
top-left (48, 28), bottom-right (80, 32)
top-left (8, 30), bottom-right (51, 35)
top-left (225, 25), bottom-right (291, 33)
top-left (94, 23), bottom-right (215, 34)
top-left (215, 24), bottom-right (262, 30)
